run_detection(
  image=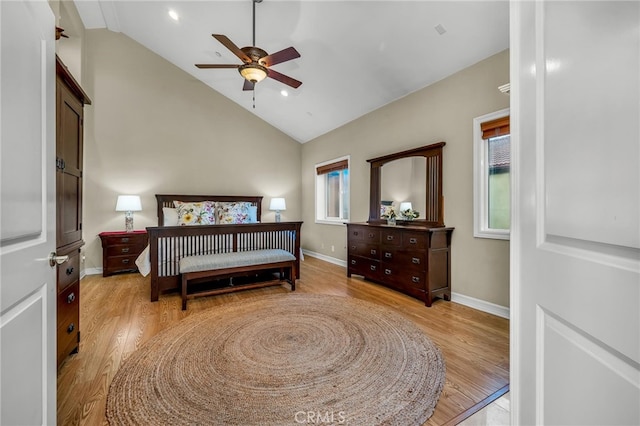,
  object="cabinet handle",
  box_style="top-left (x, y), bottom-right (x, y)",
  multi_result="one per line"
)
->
top-left (384, 252), bottom-right (392, 258)
top-left (122, 259), bottom-right (130, 264)
top-left (384, 268), bottom-right (392, 275)
top-left (351, 246), bottom-right (356, 250)
top-left (67, 323), bottom-right (75, 334)
top-left (65, 266), bottom-right (74, 275)
top-left (121, 237), bottom-right (130, 243)
top-left (370, 249), bottom-right (377, 255)
top-left (370, 265), bottom-right (377, 271)
top-left (351, 259), bottom-right (356, 265)
top-left (67, 292), bottom-right (75, 304)
top-left (409, 238), bottom-right (418, 244)
top-left (121, 247), bottom-right (130, 253)
top-left (412, 257), bottom-right (420, 264)
top-left (412, 276), bottom-right (420, 283)
top-left (386, 235), bottom-right (394, 241)
top-left (353, 231), bottom-right (359, 236)
top-left (368, 233), bottom-right (374, 238)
